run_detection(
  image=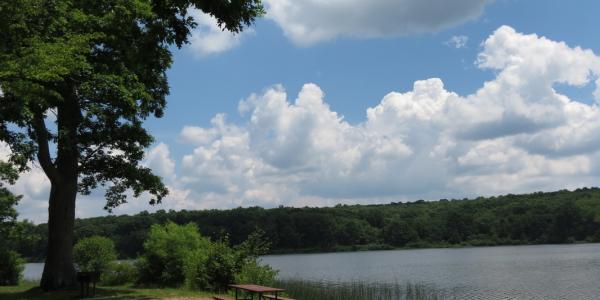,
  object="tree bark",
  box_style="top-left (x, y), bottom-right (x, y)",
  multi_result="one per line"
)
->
top-left (40, 180), bottom-right (78, 290)
top-left (39, 89), bottom-right (81, 291)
